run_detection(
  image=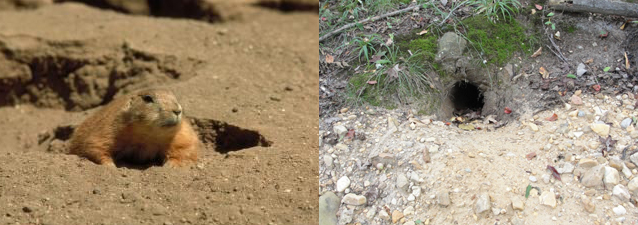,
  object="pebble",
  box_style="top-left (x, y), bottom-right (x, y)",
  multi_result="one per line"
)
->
top-left (319, 192), bottom-right (340, 225)
top-left (379, 210), bottom-right (390, 221)
top-left (590, 123), bottom-right (610, 137)
top-left (366, 207), bottom-right (376, 219)
top-left (581, 165), bottom-right (605, 187)
top-left (621, 118), bottom-right (632, 129)
top-left (403, 221), bottom-right (415, 225)
top-left (540, 190), bottom-right (557, 208)
top-left (403, 206), bottom-right (415, 216)
top-left (323, 155), bottom-right (333, 168)
top-left (511, 196), bottom-right (524, 211)
top-left (628, 177), bottom-right (638, 194)
top-left (613, 205), bottom-right (626, 215)
top-left (557, 162), bottom-right (574, 174)
top-left (376, 163), bottom-right (384, 170)
top-left (581, 196), bottom-right (595, 213)
top-left (336, 176), bottom-right (351, 192)
top-left (438, 191), bottom-right (451, 207)
top-left (603, 166), bottom-right (620, 186)
top-left (528, 123), bottom-right (539, 132)
top-left (612, 184), bottom-right (631, 201)
top-left (630, 153), bottom-right (638, 166)
top-left (578, 111), bottom-right (586, 117)
top-left (396, 174), bottom-right (409, 192)
top-left (392, 210), bottom-right (404, 223)
top-left (529, 176), bottom-right (537, 182)
top-left (333, 125), bottom-right (348, 139)
top-left (577, 63), bottom-right (587, 76)
top-left (412, 186), bottom-right (421, 197)
top-left (475, 193), bottom-right (491, 214)
top-left (571, 95), bottom-right (583, 105)
top-left (542, 174), bottom-right (550, 183)
top-left (578, 158), bottom-right (598, 168)
top-left (342, 193), bottom-right (367, 206)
